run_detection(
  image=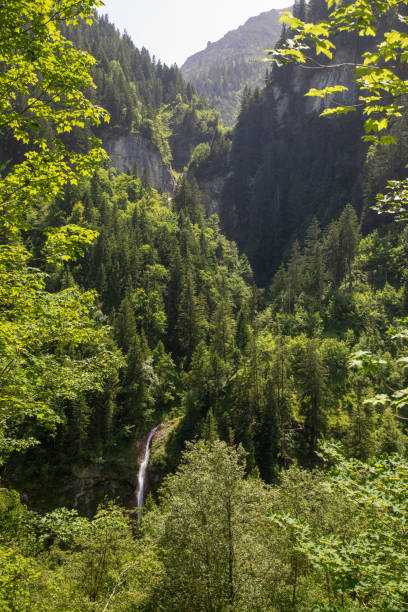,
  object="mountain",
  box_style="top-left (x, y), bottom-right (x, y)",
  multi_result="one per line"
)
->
top-left (218, 33), bottom-right (367, 285)
top-left (185, 1), bottom-right (374, 286)
top-left (181, 8), bottom-right (287, 125)
top-left (61, 15), bottom-right (222, 187)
